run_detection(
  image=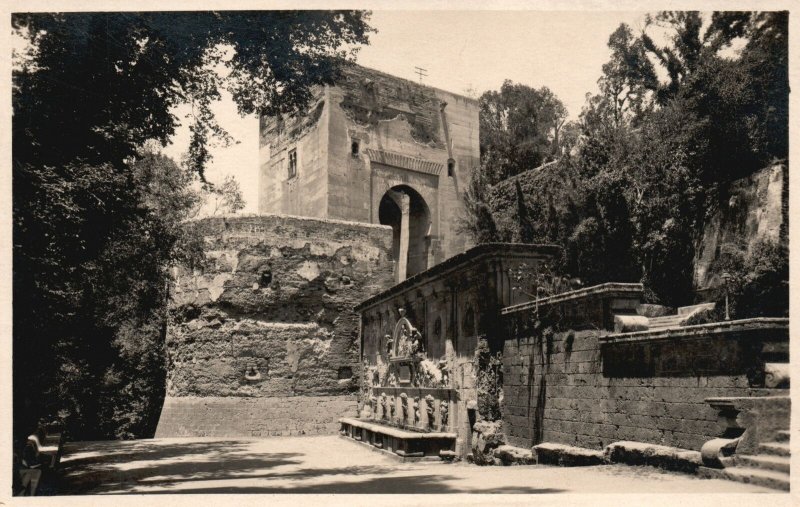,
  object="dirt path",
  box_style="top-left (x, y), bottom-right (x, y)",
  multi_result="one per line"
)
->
top-left (57, 435), bottom-right (777, 495)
